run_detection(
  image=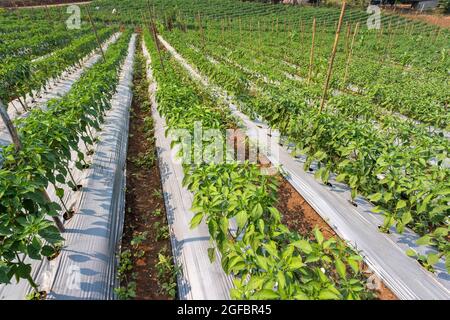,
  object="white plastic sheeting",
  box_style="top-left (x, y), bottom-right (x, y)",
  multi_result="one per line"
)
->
top-left (142, 42), bottom-right (233, 300)
top-left (0, 34), bottom-right (136, 300)
top-left (47, 34), bottom-right (136, 299)
top-left (157, 35), bottom-right (450, 300)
